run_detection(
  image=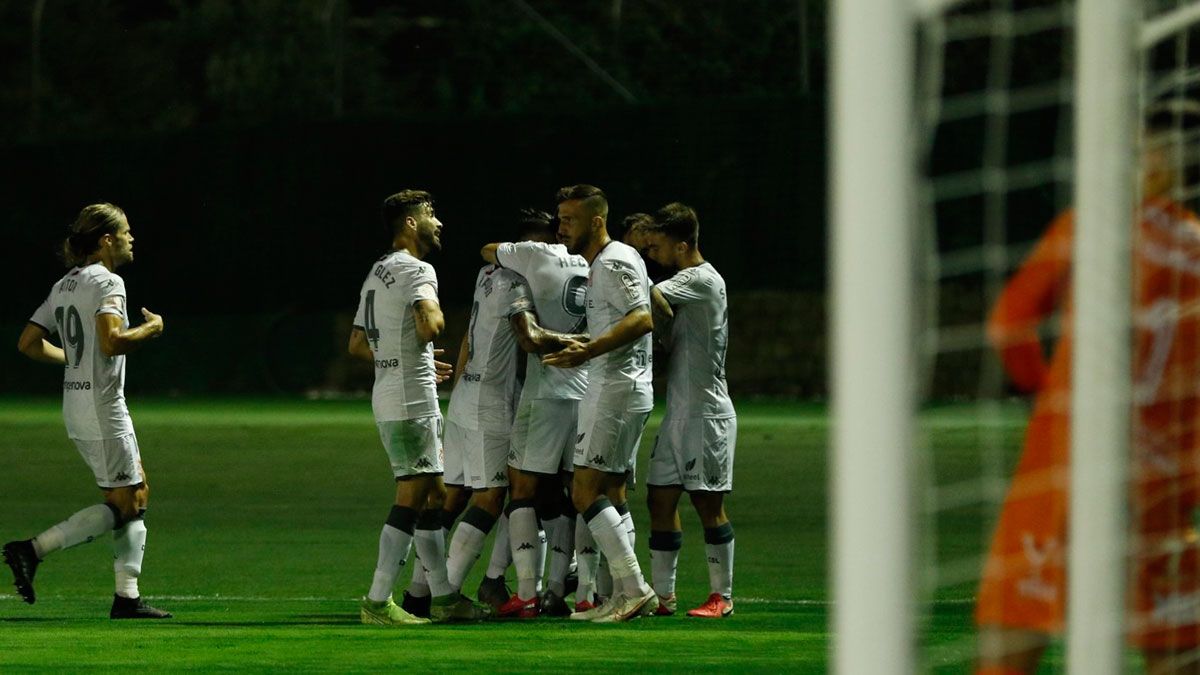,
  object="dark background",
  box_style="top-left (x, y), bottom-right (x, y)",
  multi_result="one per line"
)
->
top-left (0, 0), bottom-right (827, 396)
top-left (7, 0), bottom-right (1157, 399)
